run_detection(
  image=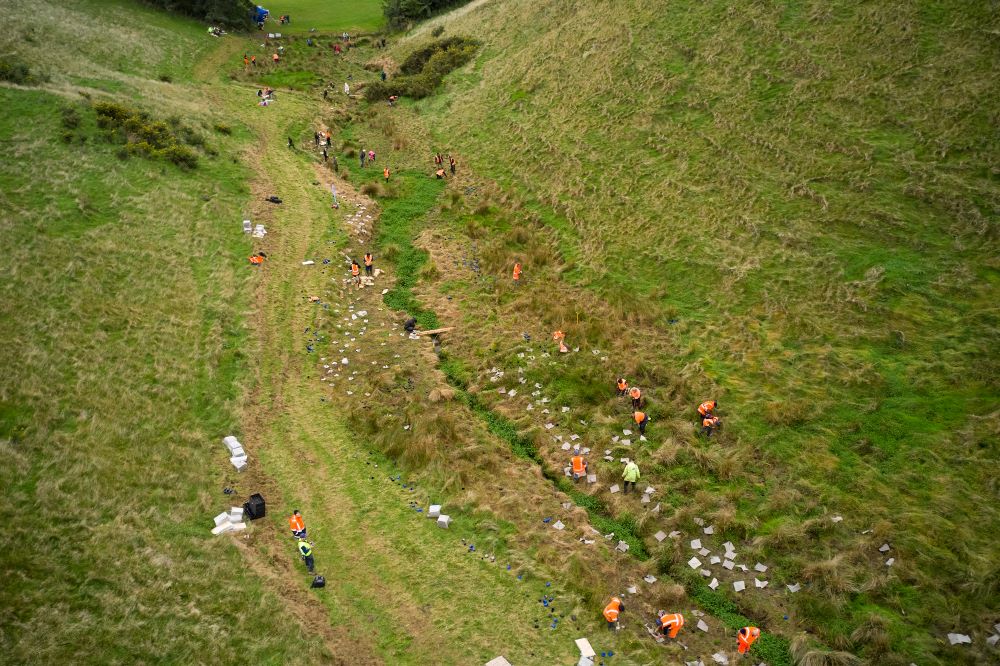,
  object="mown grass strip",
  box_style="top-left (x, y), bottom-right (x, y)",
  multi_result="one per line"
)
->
top-left (370, 171), bottom-right (445, 329)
